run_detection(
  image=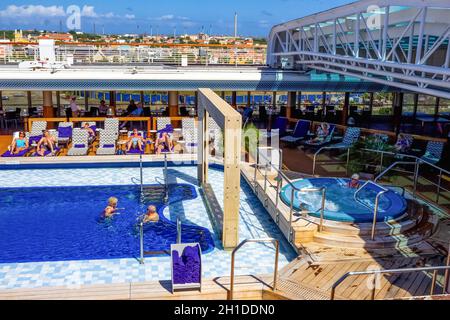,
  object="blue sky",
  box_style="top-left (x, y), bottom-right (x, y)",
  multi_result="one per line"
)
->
top-left (0, 0), bottom-right (353, 36)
